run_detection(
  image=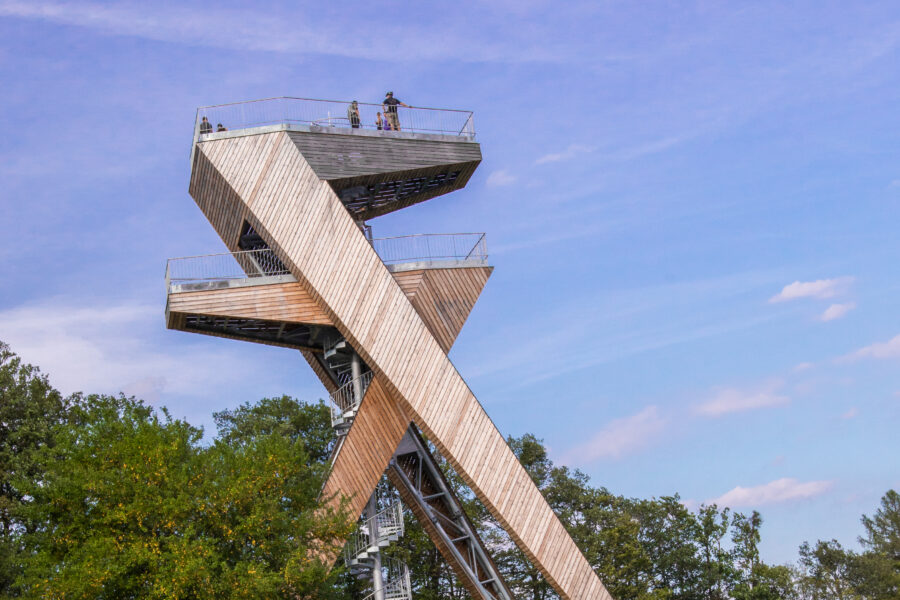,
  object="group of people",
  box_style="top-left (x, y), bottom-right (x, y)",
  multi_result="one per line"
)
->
top-left (198, 117), bottom-right (226, 134)
top-left (197, 92), bottom-right (411, 137)
top-left (347, 91), bottom-right (410, 131)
